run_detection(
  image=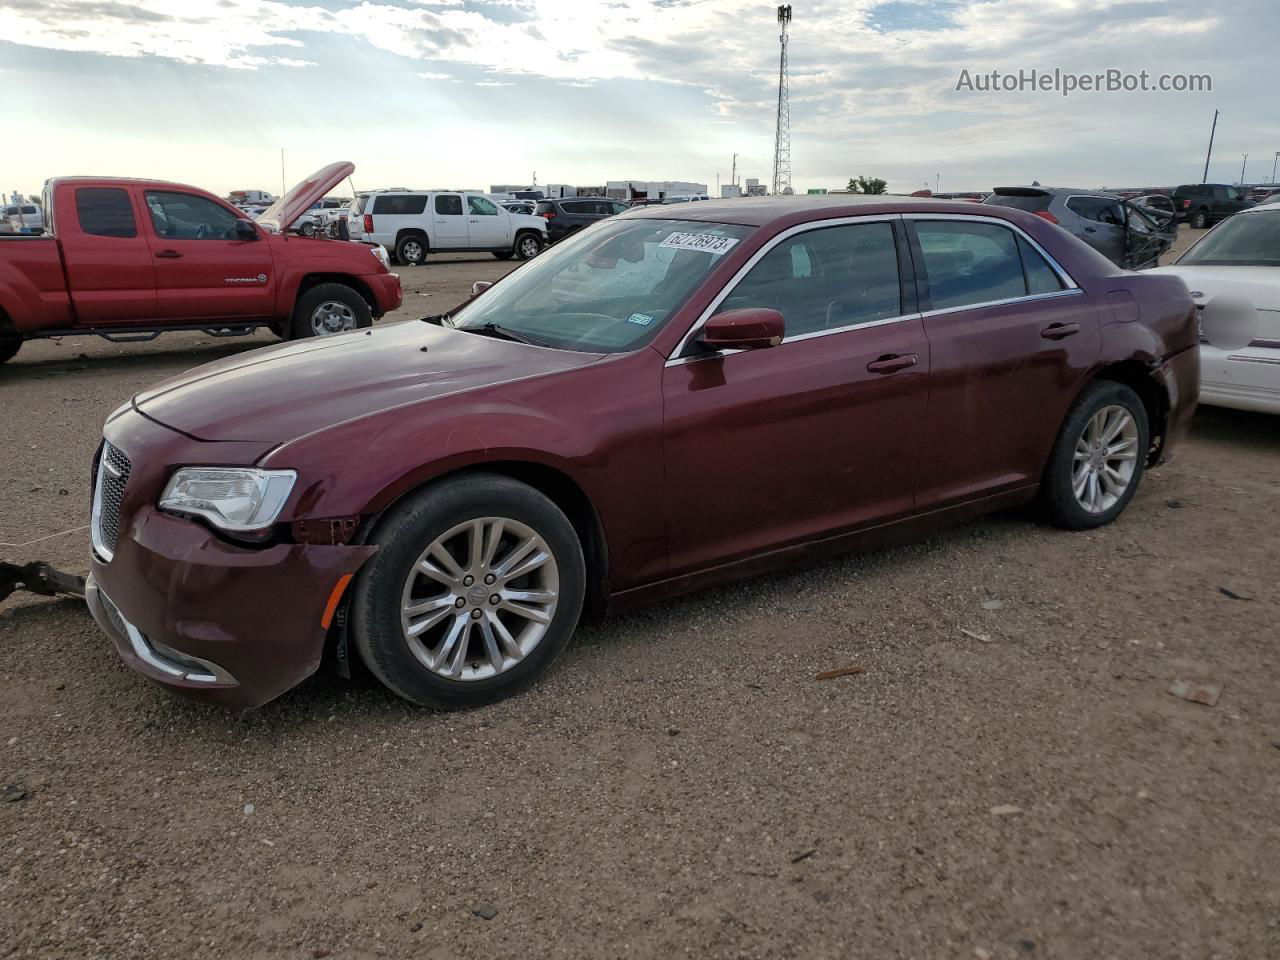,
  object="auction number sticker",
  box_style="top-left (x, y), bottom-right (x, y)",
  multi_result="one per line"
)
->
top-left (659, 232), bottom-right (740, 256)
